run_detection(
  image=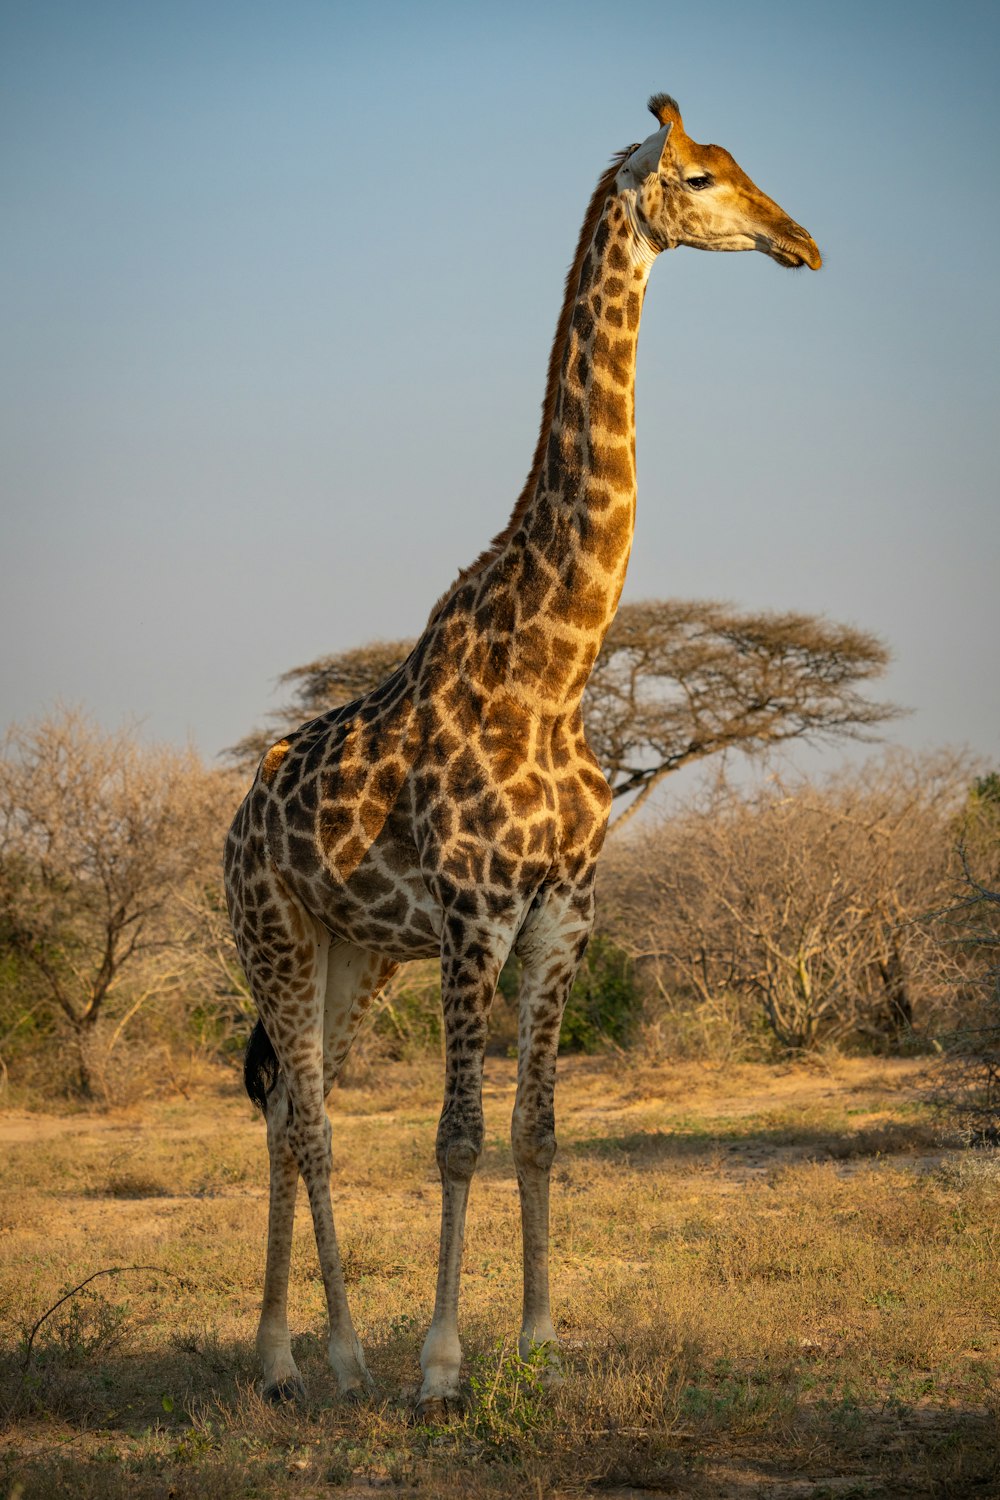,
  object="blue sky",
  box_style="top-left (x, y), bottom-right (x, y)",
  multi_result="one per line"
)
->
top-left (2, 0), bottom-right (998, 775)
